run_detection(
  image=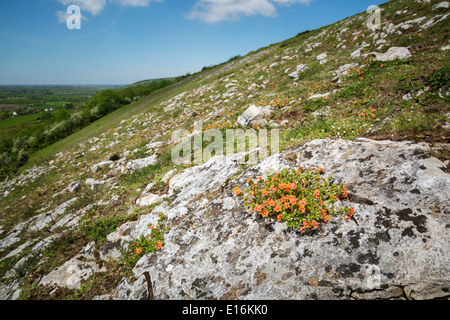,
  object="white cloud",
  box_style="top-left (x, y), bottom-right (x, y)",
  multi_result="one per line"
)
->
top-left (271, 0), bottom-right (313, 5)
top-left (187, 0), bottom-right (313, 23)
top-left (57, 0), bottom-right (107, 16)
top-left (56, 0), bottom-right (162, 18)
top-left (113, 0), bottom-right (162, 6)
top-left (187, 0), bottom-right (277, 23)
